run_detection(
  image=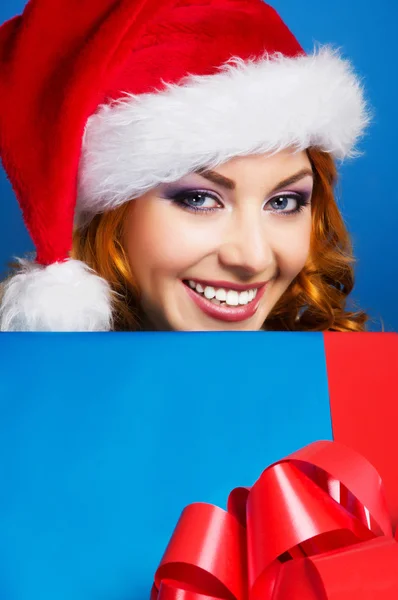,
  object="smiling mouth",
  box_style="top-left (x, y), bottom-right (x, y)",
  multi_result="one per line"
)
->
top-left (184, 279), bottom-right (259, 306)
top-left (182, 279), bottom-right (268, 323)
